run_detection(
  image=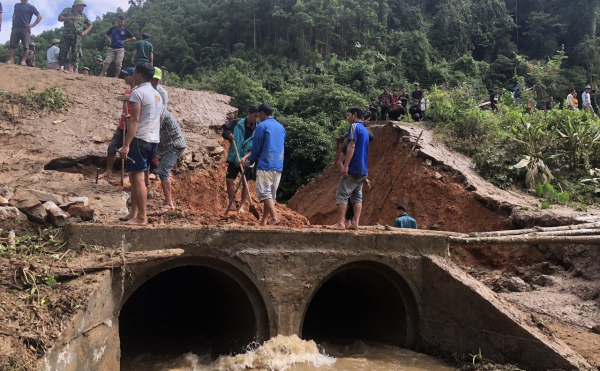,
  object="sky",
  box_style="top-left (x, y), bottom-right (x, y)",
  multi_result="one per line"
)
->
top-left (0, 0), bottom-right (130, 42)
